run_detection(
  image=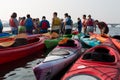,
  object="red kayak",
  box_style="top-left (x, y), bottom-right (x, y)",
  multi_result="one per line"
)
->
top-left (0, 34), bottom-right (47, 64)
top-left (61, 42), bottom-right (120, 80)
